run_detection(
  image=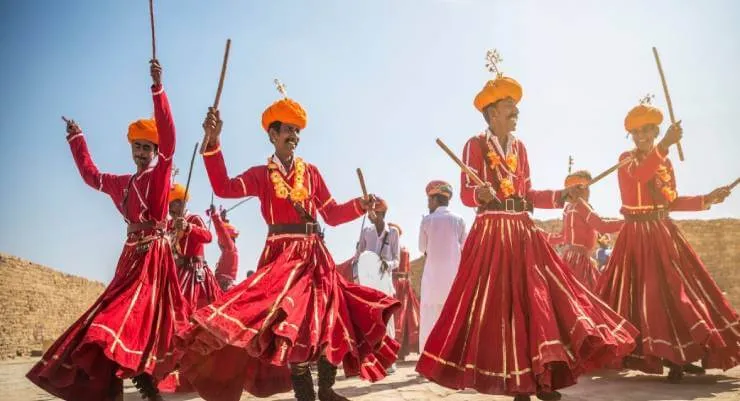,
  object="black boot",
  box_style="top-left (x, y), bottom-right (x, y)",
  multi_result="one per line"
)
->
top-left (291, 363), bottom-right (316, 401)
top-left (683, 363), bottom-right (706, 375)
top-left (513, 395), bottom-right (532, 401)
top-left (317, 356), bottom-right (349, 401)
top-left (131, 374), bottom-right (163, 401)
top-left (667, 365), bottom-right (684, 384)
top-left (536, 390), bottom-right (562, 400)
